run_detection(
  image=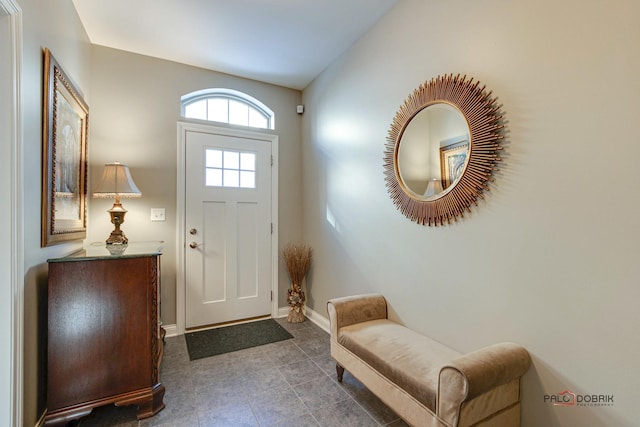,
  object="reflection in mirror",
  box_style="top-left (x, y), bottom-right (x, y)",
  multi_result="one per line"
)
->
top-left (397, 103), bottom-right (469, 199)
